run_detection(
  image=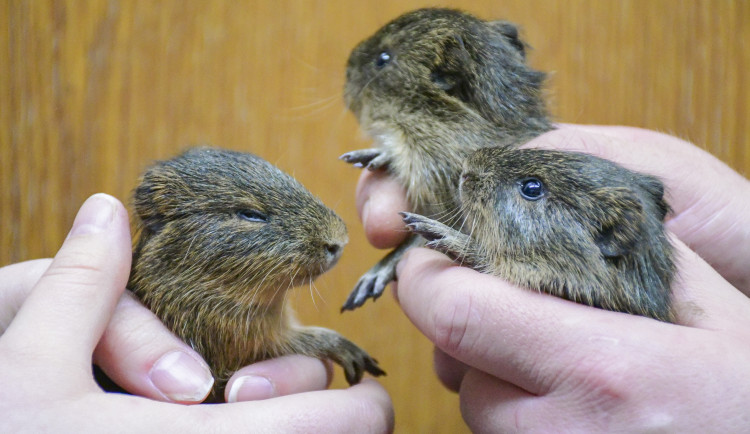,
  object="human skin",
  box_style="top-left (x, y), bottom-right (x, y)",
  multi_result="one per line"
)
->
top-left (355, 125), bottom-right (750, 431)
top-left (0, 194), bottom-right (393, 433)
